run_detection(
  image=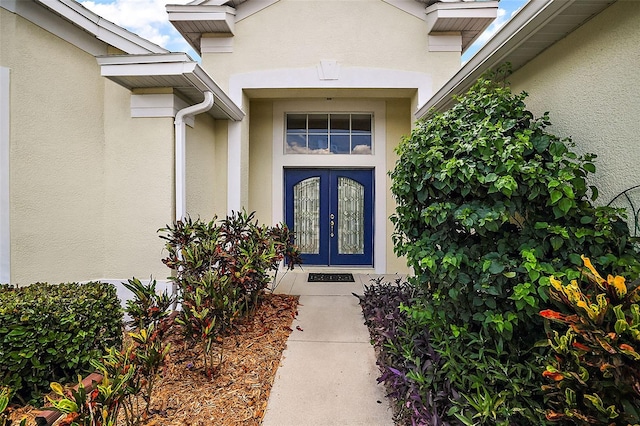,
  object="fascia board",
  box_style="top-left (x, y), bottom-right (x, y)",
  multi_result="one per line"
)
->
top-left (424, 1), bottom-right (499, 33)
top-left (98, 53), bottom-right (193, 65)
top-left (36, 0), bottom-right (167, 54)
top-left (191, 67), bottom-right (245, 121)
top-left (97, 54), bottom-right (244, 121)
top-left (416, 0), bottom-right (575, 118)
top-left (426, 3), bottom-right (499, 19)
top-left (235, 0), bottom-right (279, 22)
top-left (166, 4), bottom-right (236, 15)
top-left (382, 0), bottom-right (427, 21)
